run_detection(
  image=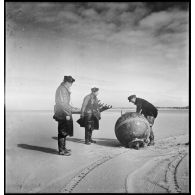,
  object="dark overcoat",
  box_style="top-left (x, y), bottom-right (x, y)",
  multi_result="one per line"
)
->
top-left (53, 82), bottom-right (74, 136)
top-left (79, 93), bottom-right (100, 130)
